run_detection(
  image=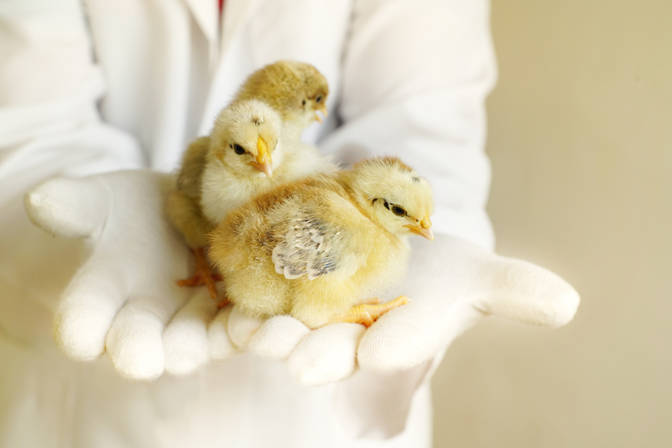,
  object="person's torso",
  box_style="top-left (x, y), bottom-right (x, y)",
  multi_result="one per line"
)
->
top-left (84, 0), bottom-right (352, 171)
